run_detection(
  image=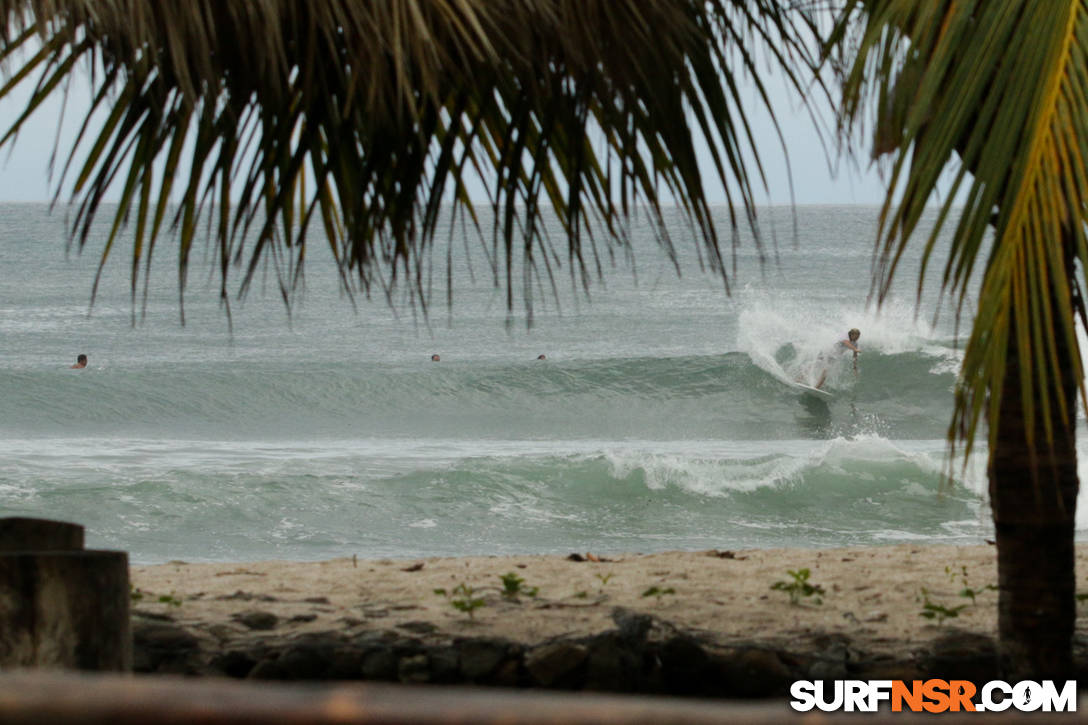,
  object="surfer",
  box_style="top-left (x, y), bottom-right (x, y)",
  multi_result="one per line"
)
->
top-left (70, 354), bottom-right (87, 369)
top-left (431, 354), bottom-right (441, 362)
top-left (536, 354), bottom-right (546, 360)
top-left (842, 328), bottom-right (862, 355)
top-left (815, 329), bottom-right (860, 389)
